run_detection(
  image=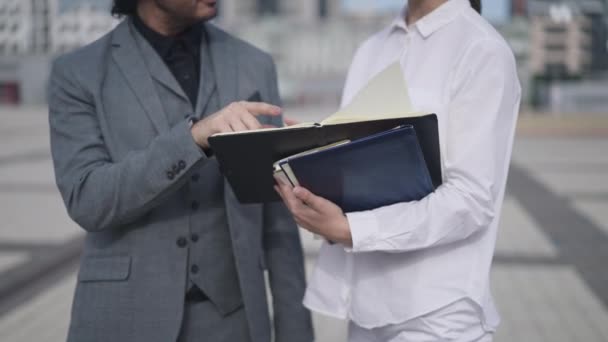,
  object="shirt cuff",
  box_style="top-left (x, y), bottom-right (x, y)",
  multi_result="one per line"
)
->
top-left (345, 210), bottom-right (380, 252)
